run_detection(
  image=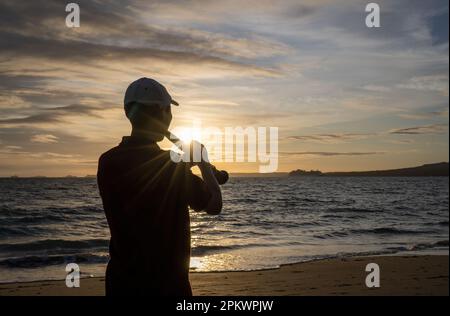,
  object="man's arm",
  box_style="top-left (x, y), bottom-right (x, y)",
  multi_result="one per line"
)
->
top-left (180, 141), bottom-right (223, 215)
top-left (198, 162), bottom-right (222, 215)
